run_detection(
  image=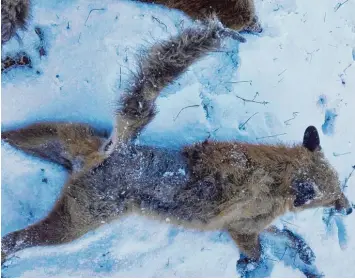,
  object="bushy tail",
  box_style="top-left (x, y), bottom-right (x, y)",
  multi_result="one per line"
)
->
top-left (103, 18), bottom-right (244, 153)
top-left (1, 0), bottom-right (31, 44)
